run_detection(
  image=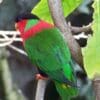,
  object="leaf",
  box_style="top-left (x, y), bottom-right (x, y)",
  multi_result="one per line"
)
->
top-left (83, 0), bottom-right (100, 78)
top-left (31, 0), bottom-right (82, 23)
